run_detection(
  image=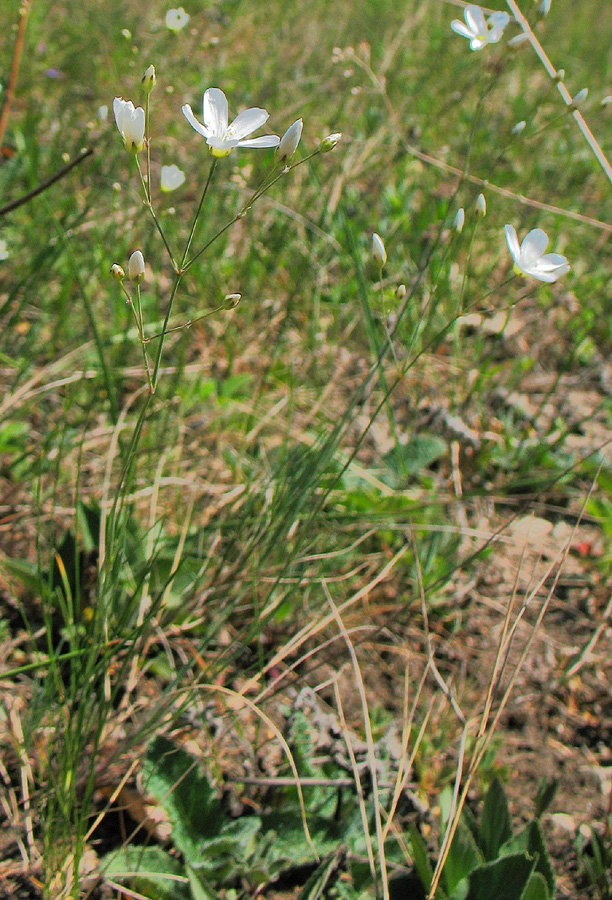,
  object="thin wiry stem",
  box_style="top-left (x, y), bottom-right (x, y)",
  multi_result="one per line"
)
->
top-left (506, 0), bottom-right (612, 186)
top-left (0, 0), bottom-right (31, 149)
